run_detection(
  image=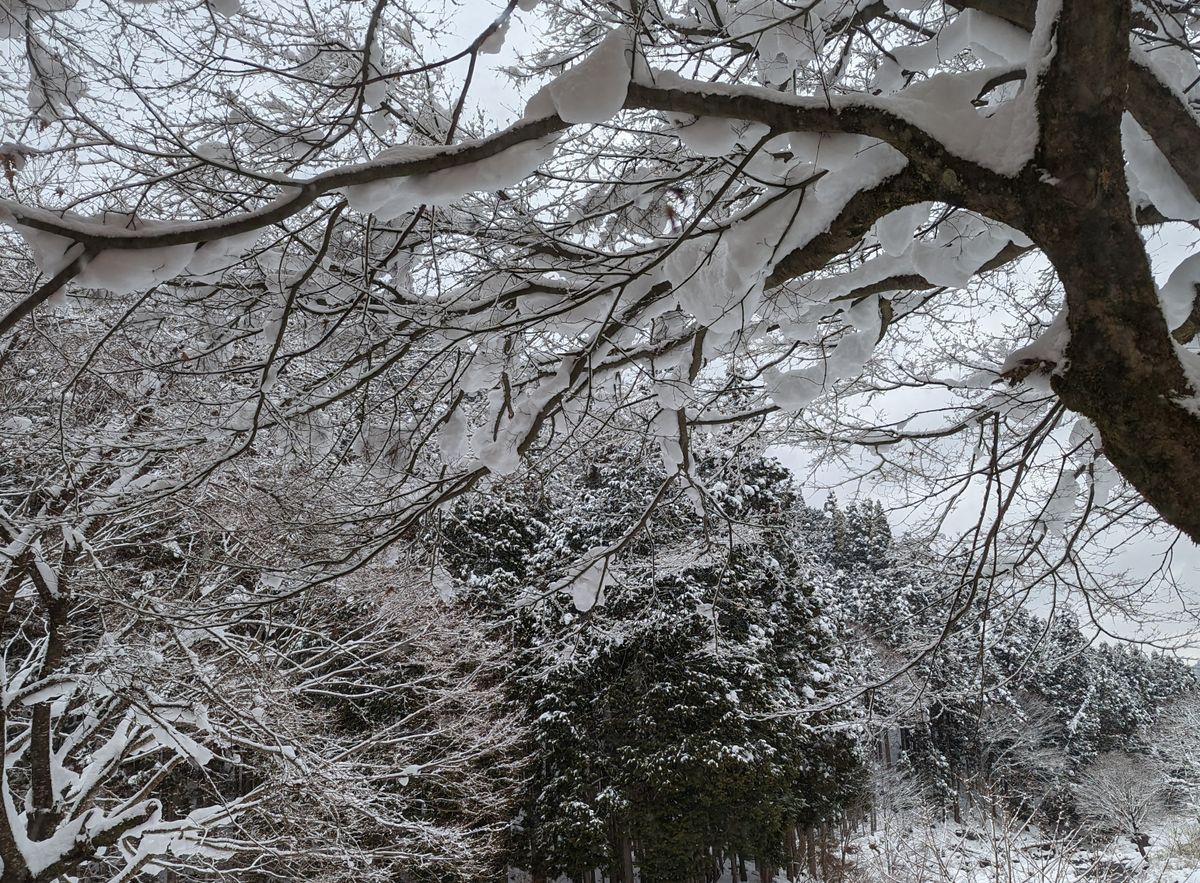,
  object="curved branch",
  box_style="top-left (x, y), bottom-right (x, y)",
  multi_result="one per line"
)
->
top-left (625, 78), bottom-right (1025, 202)
top-left (0, 114), bottom-right (569, 250)
top-left (950, 0), bottom-right (1200, 202)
